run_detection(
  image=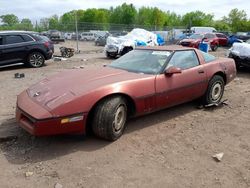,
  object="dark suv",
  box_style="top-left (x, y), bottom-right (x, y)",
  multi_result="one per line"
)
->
top-left (0, 31), bottom-right (54, 68)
